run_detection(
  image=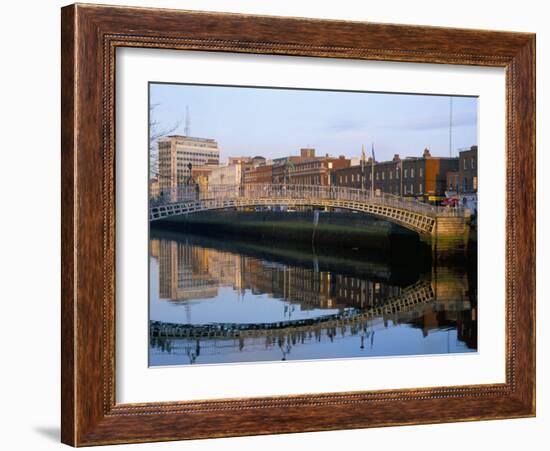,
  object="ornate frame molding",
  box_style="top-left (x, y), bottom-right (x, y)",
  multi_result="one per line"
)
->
top-left (61, 4), bottom-right (535, 446)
